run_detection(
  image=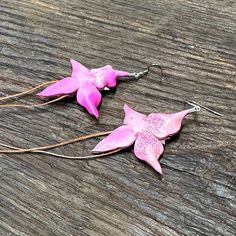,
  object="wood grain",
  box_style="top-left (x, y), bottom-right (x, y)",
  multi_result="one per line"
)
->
top-left (0, 0), bottom-right (235, 235)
